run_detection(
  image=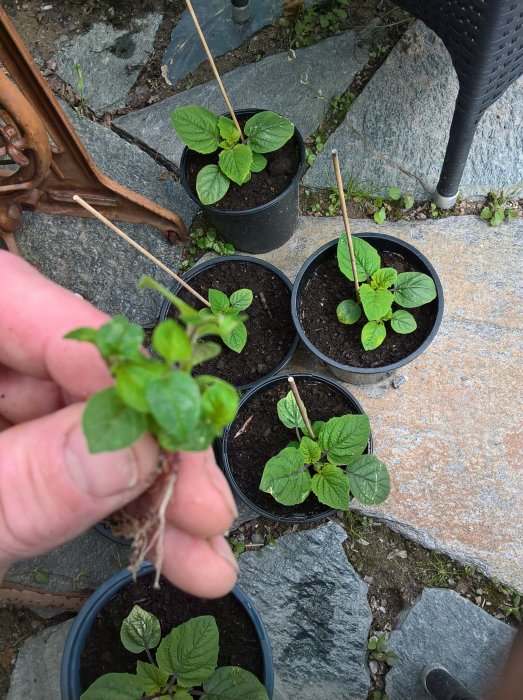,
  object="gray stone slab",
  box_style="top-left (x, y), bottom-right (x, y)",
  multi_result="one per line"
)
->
top-left (16, 104), bottom-right (197, 327)
top-left (7, 619), bottom-right (73, 700)
top-left (53, 14), bottom-right (162, 114)
top-left (238, 521), bottom-right (372, 699)
top-left (304, 21), bottom-right (523, 199)
top-left (385, 588), bottom-right (517, 699)
top-left (231, 497), bottom-right (259, 530)
top-left (115, 32), bottom-right (370, 167)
